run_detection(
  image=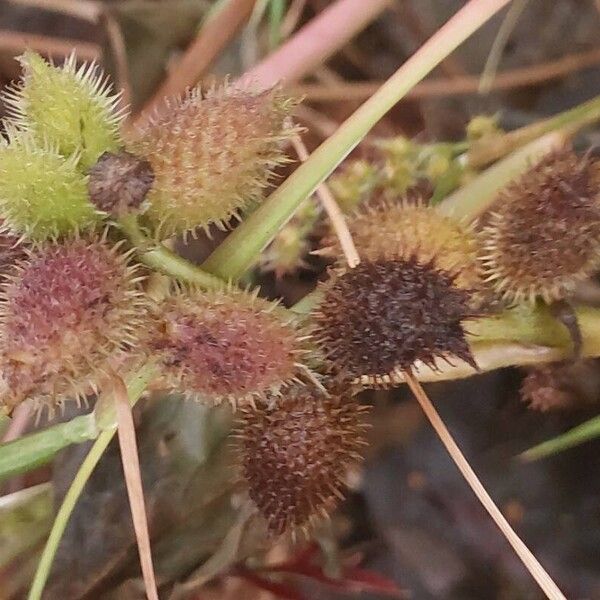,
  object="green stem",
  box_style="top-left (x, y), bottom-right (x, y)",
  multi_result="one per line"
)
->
top-left (201, 0), bottom-right (512, 280)
top-left (520, 415), bottom-right (600, 462)
top-left (0, 413), bottom-right (98, 482)
top-left (28, 363), bottom-right (156, 600)
top-left (468, 94), bottom-right (600, 168)
top-left (268, 0), bottom-right (286, 49)
top-left (119, 215), bottom-right (225, 290)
